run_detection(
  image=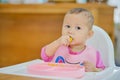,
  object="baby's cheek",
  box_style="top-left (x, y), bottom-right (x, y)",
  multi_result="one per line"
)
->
top-left (76, 38), bottom-right (84, 43)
